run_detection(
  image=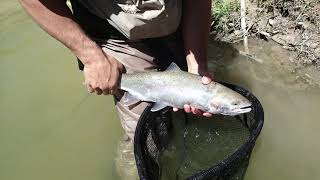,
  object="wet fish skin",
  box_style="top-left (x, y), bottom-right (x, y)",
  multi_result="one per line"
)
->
top-left (119, 63), bottom-right (252, 115)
